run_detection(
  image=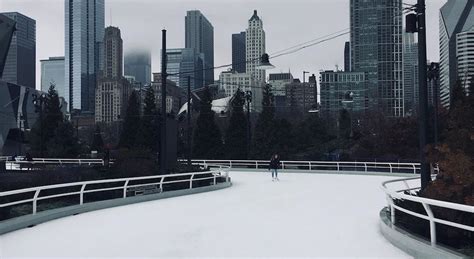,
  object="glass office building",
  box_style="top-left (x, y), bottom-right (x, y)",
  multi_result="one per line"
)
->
top-left (41, 57), bottom-right (66, 103)
top-left (0, 12), bottom-right (35, 89)
top-left (164, 48), bottom-right (204, 90)
top-left (65, 0), bottom-right (105, 113)
top-left (124, 50), bottom-right (151, 85)
top-left (350, 0), bottom-right (403, 117)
